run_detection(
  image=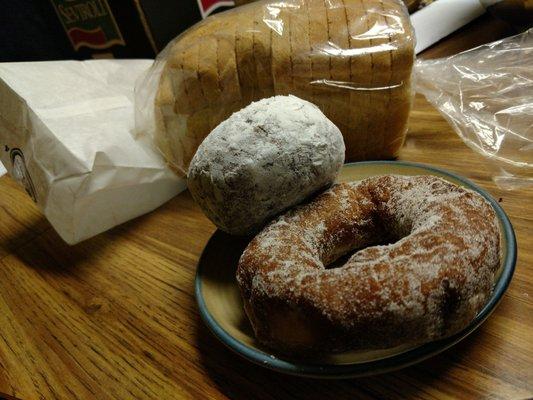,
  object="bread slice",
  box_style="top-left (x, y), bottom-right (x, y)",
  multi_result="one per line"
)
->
top-left (174, 48), bottom-right (205, 172)
top-left (308, 0), bottom-right (331, 121)
top-left (180, 43), bottom-right (207, 113)
top-left (325, 0), bottom-right (352, 144)
top-left (217, 17), bottom-right (242, 105)
top-left (383, 0), bottom-right (415, 157)
top-left (384, 84), bottom-right (412, 158)
top-left (236, 8), bottom-right (257, 105)
top-left (253, 5), bottom-right (275, 99)
top-left (154, 71), bottom-right (188, 174)
top-left (271, 6), bottom-right (292, 95)
top-left (345, 0), bottom-right (373, 160)
top-left (289, 1), bottom-right (312, 100)
top-left (211, 16), bottom-right (247, 134)
top-left (360, 0), bottom-right (391, 160)
top-left (198, 35), bottom-right (221, 131)
top-left (166, 49), bottom-right (193, 116)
